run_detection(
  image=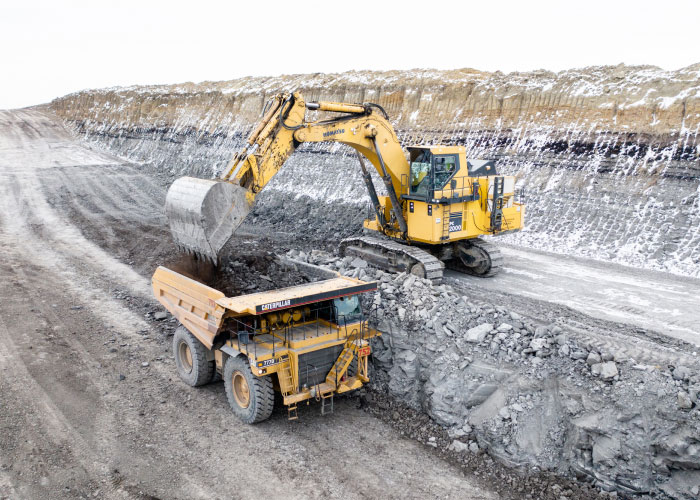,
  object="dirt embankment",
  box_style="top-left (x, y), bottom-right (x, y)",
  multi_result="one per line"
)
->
top-left (49, 65), bottom-right (700, 137)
